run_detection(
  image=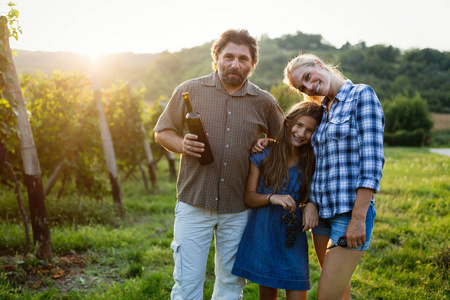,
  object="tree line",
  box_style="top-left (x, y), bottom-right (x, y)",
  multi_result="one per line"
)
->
top-left (13, 31), bottom-right (450, 114)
